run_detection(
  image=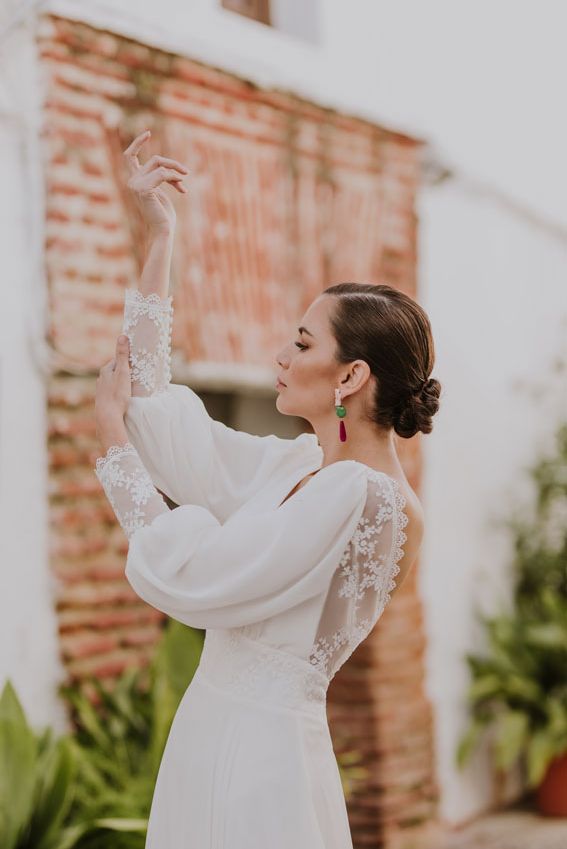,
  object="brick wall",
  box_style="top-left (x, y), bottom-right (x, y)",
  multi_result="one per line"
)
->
top-left (39, 14), bottom-right (439, 847)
